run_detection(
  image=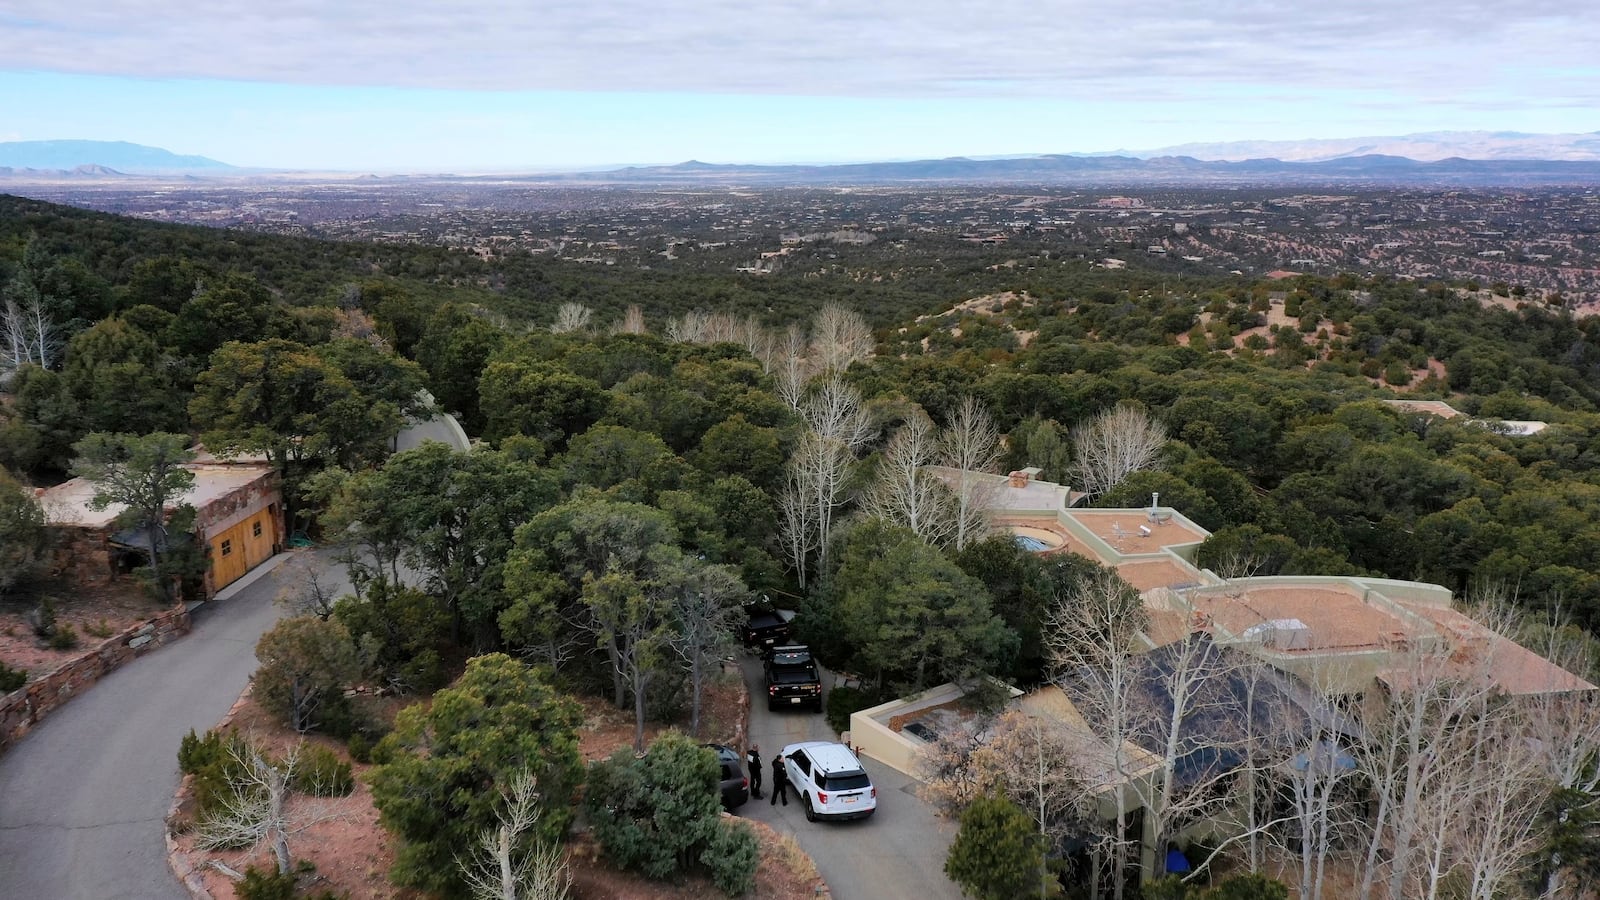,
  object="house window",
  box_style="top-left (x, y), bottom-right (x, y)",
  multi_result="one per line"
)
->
top-left (221, 539), bottom-right (233, 557)
top-left (252, 521), bottom-right (263, 538)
